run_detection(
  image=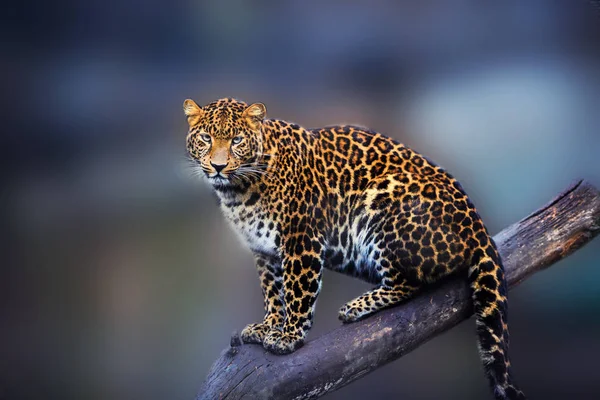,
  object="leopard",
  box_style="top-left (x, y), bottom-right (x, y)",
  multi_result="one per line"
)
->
top-left (183, 97), bottom-right (526, 400)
